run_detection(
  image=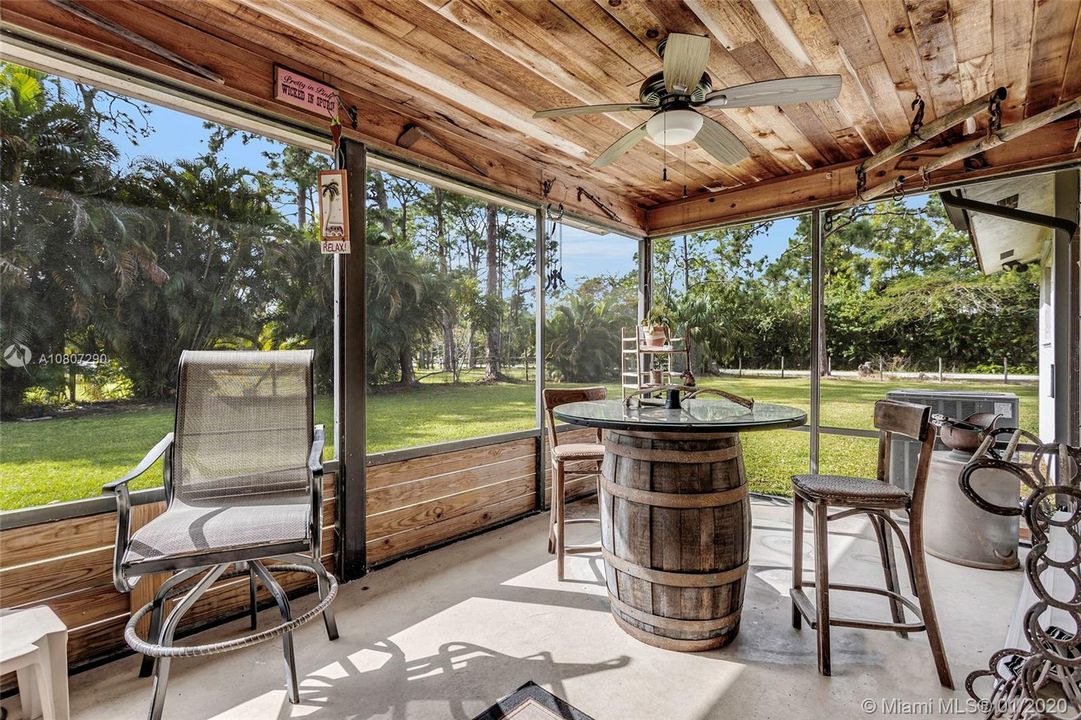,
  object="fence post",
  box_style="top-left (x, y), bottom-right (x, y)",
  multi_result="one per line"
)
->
top-left (938, 357), bottom-right (943, 382)
top-left (1003, 357), bottom-right (1008, 385)
top-left (781, 355), bottom-right (785, 379)
top-left (879, 357), bottom-right (884, 381)
top-left (738, 355), bottom-right (742, 377)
